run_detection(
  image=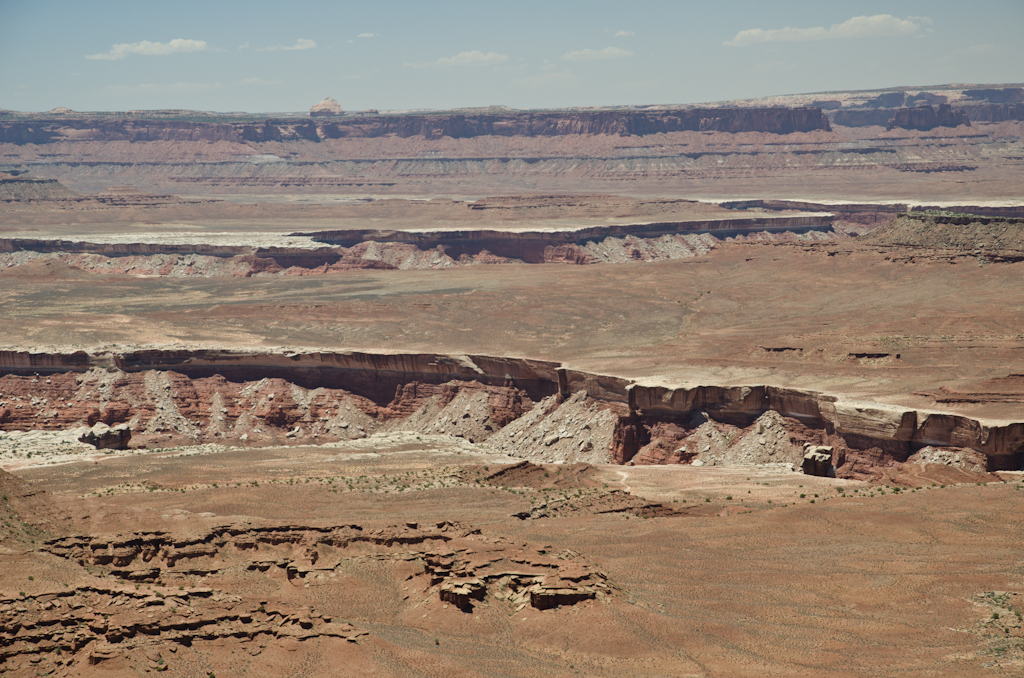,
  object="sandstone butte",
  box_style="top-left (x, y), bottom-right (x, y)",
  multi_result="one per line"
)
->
top-left (309, 97), bottom-right (343, 117)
